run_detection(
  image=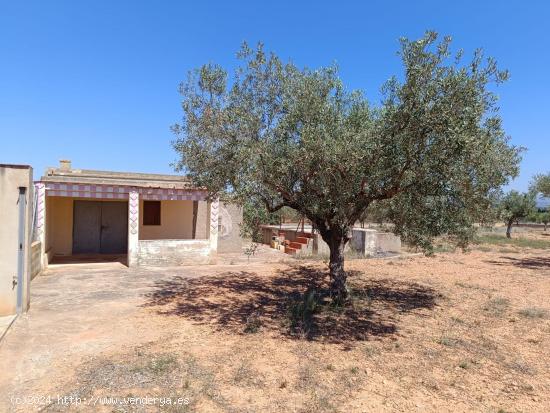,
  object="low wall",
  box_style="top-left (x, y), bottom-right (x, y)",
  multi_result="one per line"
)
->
top-left (217, 203), bottom-right (243, 253)
top-left (30, 241), bottom-right (42, 279)
top-left (351, 228), bottom-right (401, 255)
top-left (137, 239), bottom-right (213, 266)
top-left (261, 225), bottom-right (401, 257)
top-left (261, 226), bottom-right (304, 245)
top-left (0, 164), bottom-right (33, 316)
top-left (45, 248), bottom-right (54, 265)
top-left (513, 223), bottom-right (548, 229)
